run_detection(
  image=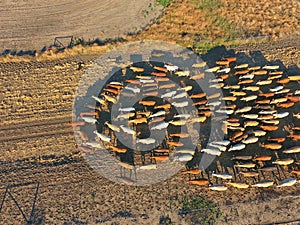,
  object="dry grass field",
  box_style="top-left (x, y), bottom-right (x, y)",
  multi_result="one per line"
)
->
top-left (0, 0), bottom-right (300, 224)
top-left (129, 0), bottom-right (300, 52)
